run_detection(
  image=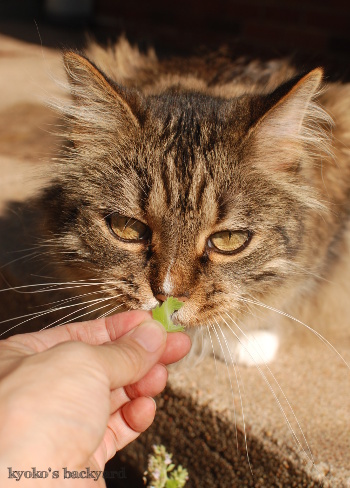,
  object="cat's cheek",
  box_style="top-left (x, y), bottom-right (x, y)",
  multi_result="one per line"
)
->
top-left (171, 301), bottom-right (206, 328)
